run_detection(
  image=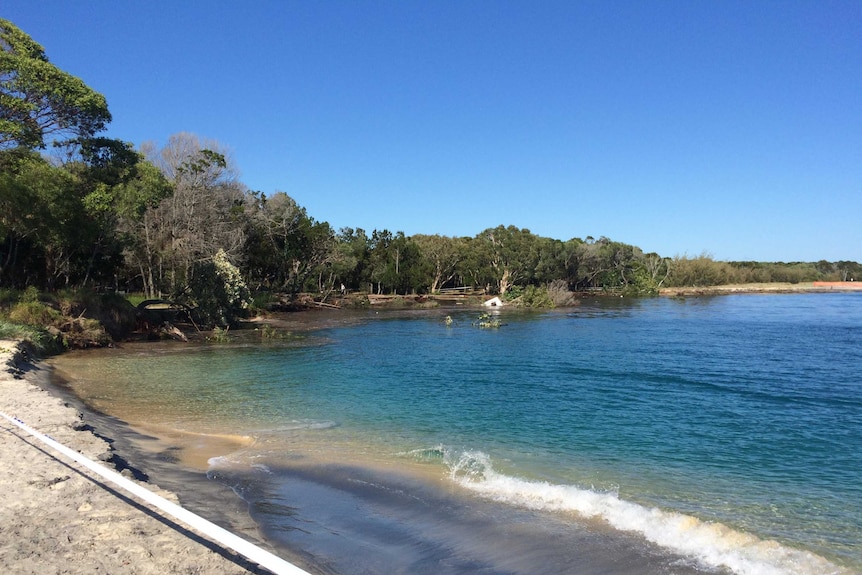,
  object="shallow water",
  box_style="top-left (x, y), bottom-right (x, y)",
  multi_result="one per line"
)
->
top-left (51, 293), bottom-right (862, 574)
